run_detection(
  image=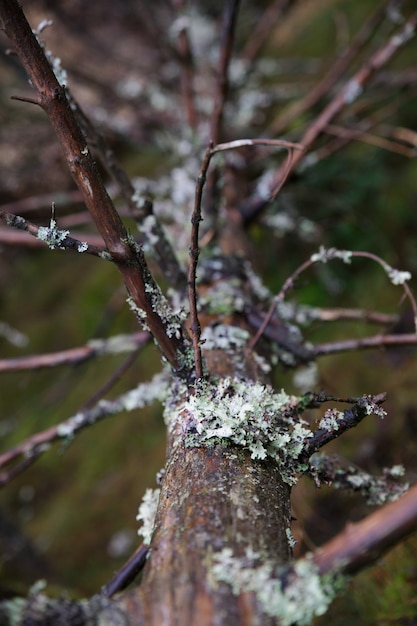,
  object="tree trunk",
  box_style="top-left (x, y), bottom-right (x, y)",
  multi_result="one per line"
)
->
top-left (115, 347), bottom-right (292, 625)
